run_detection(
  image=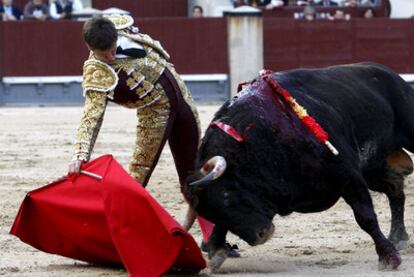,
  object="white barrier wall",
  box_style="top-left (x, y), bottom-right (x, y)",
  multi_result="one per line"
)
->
top-left (225, 6), bottom-right (263, 97)
top-left (390, 0), bottom-right (414, 18)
